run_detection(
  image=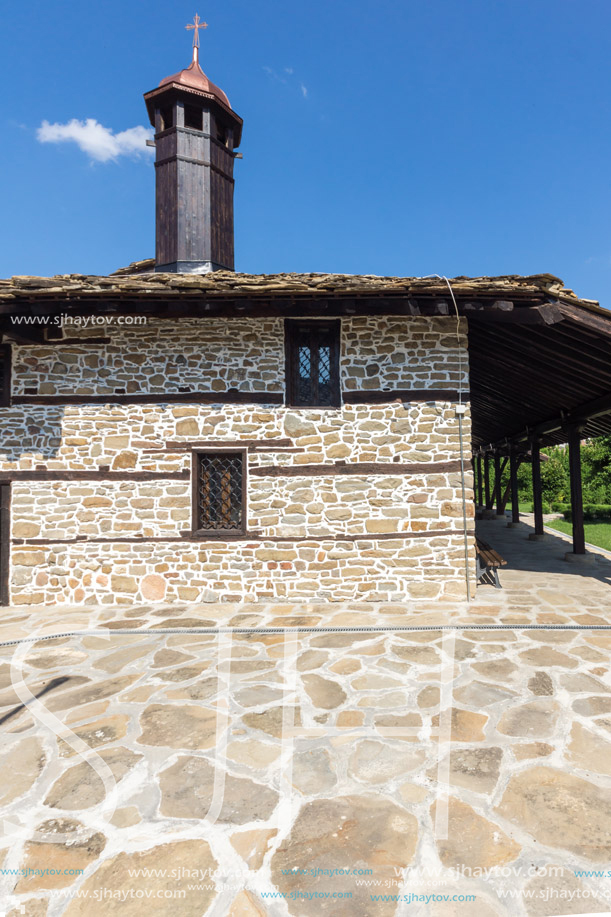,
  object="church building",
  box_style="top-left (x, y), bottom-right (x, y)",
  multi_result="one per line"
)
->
top-left (0, 31), bottom-right (610, 607)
